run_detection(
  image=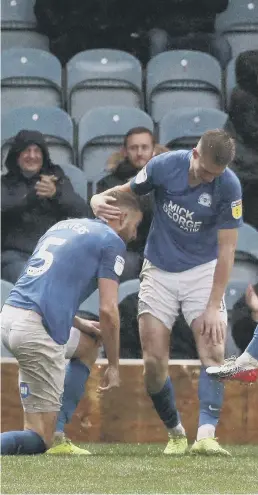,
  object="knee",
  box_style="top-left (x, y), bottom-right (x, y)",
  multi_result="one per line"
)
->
top-left (143, 355), bottom-right (167, 393)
